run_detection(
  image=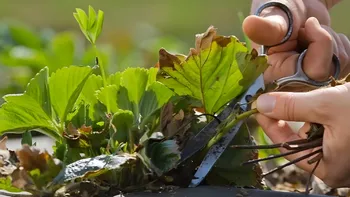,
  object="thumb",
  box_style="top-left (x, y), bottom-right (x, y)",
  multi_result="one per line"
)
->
top-left (255, 89), bottom-right (331, 123)
top-left (242, 7), bottom-right (290, 47)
